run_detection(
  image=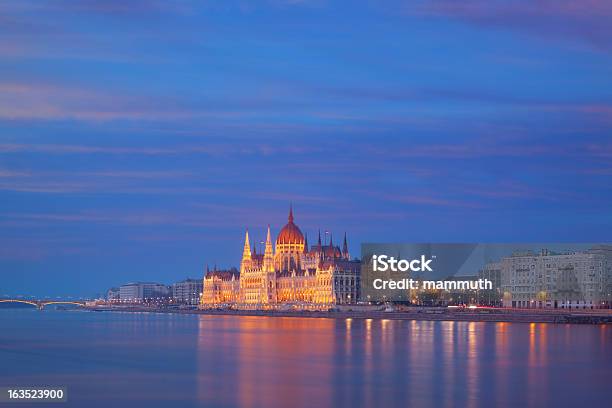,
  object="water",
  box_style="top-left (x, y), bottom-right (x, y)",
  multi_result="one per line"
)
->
top-left (0, 309), bottom-right (610, 408)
